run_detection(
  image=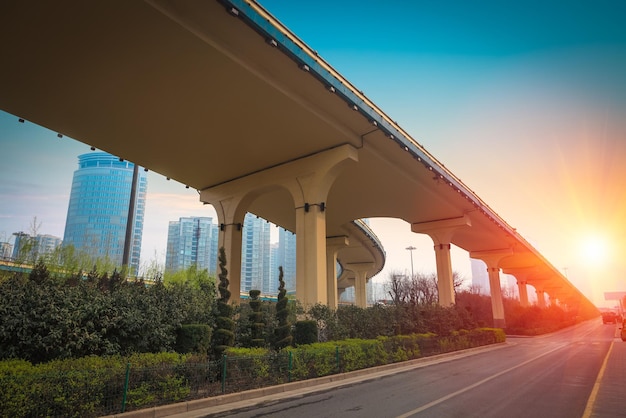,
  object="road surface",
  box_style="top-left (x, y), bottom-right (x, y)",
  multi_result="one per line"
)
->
top-left (203, 321), bottom-right (623, 418)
